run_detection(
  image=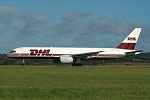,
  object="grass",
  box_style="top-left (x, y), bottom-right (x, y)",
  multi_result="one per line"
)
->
top-left (106, 62), bottom-right (150, 66)
top-left (0, 67), bottom-right (150, 100)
